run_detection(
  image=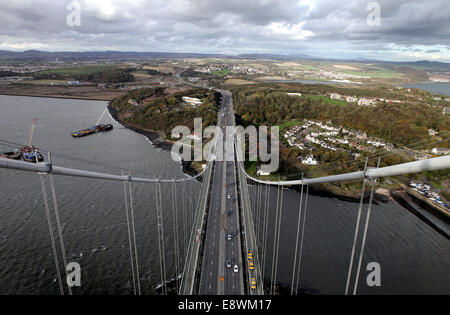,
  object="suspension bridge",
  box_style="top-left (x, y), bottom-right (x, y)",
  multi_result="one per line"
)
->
top-left (0, 90), bottom-right (449, 296)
